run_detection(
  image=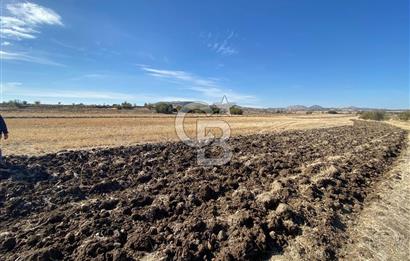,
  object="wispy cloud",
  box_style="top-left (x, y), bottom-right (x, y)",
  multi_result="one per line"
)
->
top-left (138, 65), bottom-right (256, 103)
top-left (7, 2), bottom-right (63, 26)
top-left (29, 90), bottom-right (135, 100)
top-left (0, 81), bottom-right (22, 92)
top-left (83, 74), bottom-right (106, 78)
top-left (70, 73), bottom-right (107, 81)
top-left (0, 16), bottom-right (36, 39)
top-left (1, 82), bottom-right (200, 104)
top-left (201, 31), bottom-right (238, 56)
top-left (1, 82), bottom-right (136, 100)
top-left (0, 50), bottom-right (63, 66)
top-left (0, 2), bottom-right (64, 65)
top-left (51, 39), bottom-right (85, 52)
top-left (0, 2), bottom-right (63, 40)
